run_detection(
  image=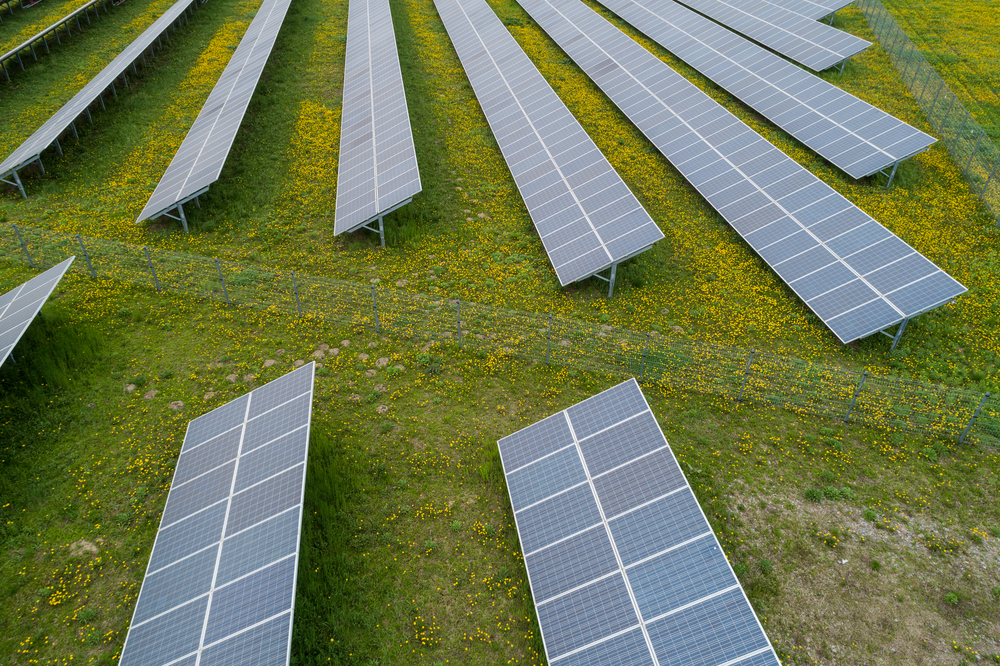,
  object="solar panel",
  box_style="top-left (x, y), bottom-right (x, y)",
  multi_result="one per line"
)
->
top-left (518, 0), bottom-right (965, 344)
top-left (433, 0), bottom-right (663, 294)
top-left (670, 0), bottom-right (870, 72)
top-left (595, 0), bottom-right (935, 180)
top-left (764, 0), bottom-right (853, 21)
top-left (118, 362), bottom-right (315, 666)
top-left (136, 0), bottom-right (294, 229)
top-left (0, 256), bottom-right (75, 369)
top-left (498, 378), bottom-right (781, 666)
top-left (333, 0), bottom-right (422, 245)
top-left (1, 0), bottom-right (108, 82)
top-left (0, 0), bottom-right (201, 198)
